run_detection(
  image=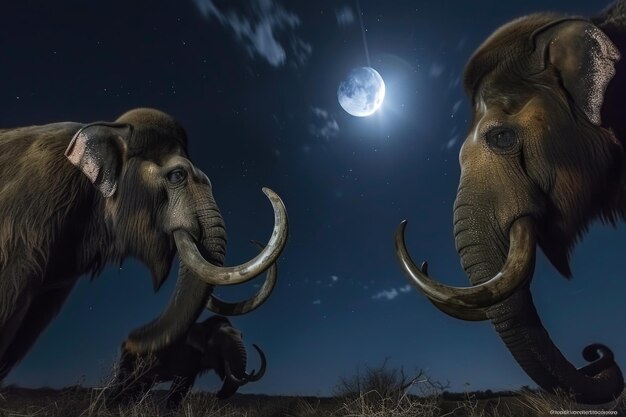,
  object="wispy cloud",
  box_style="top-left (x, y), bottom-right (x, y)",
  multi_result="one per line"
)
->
top-left (309, 107), bottom-right (339, 140)
top-left (312, 299), bottom-right (321, 305)
top-left (372, 285), bottom-right (413, 301)
top-left (192, 0), bottom-right (311, 67)
top-left (399, 285), bottom-right (411, 293)
top-left (372, 288), bottom-right (399, 301)
top-left (336, 6), bottom-right (355, 27)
